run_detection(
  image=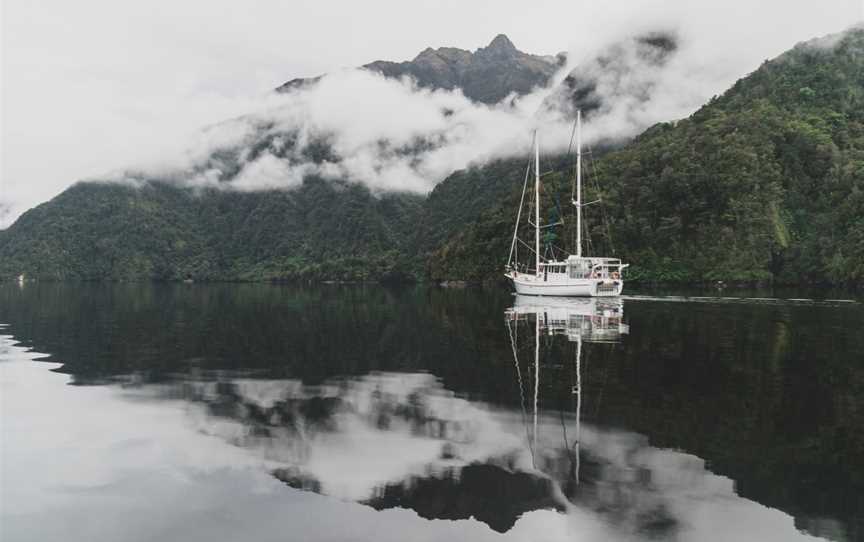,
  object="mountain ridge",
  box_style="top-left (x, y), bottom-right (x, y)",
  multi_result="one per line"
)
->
top-left (276, 33), bottom-right (564, 104)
